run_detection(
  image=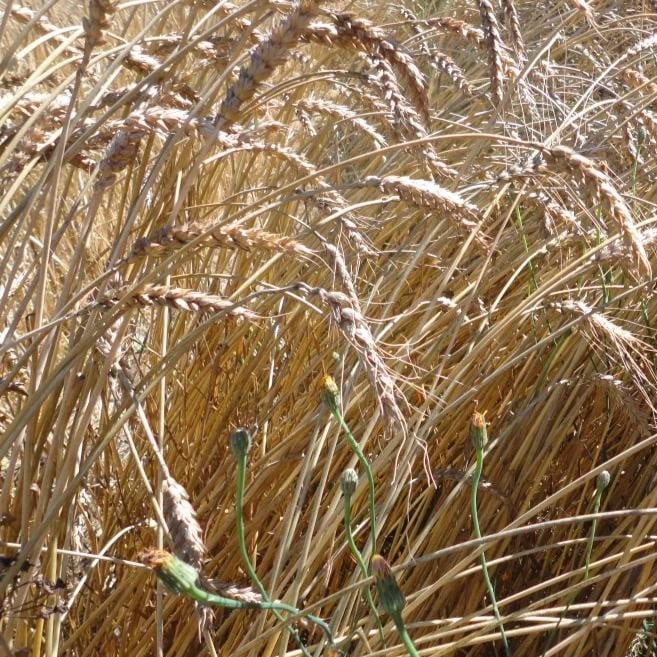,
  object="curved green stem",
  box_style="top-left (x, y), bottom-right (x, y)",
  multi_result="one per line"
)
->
top-left (234, 452), bottom-right (334, 648)
top-left (343, 493), bottom-right (386, 646)
top-left (472, 446), bottom-right (511, 657)
top-left (542, 482), bottom-right (607, 655)
top-left (392, 612), bottom-right (420, 657)
top-left (331, 408), bottom-right (377, 555)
